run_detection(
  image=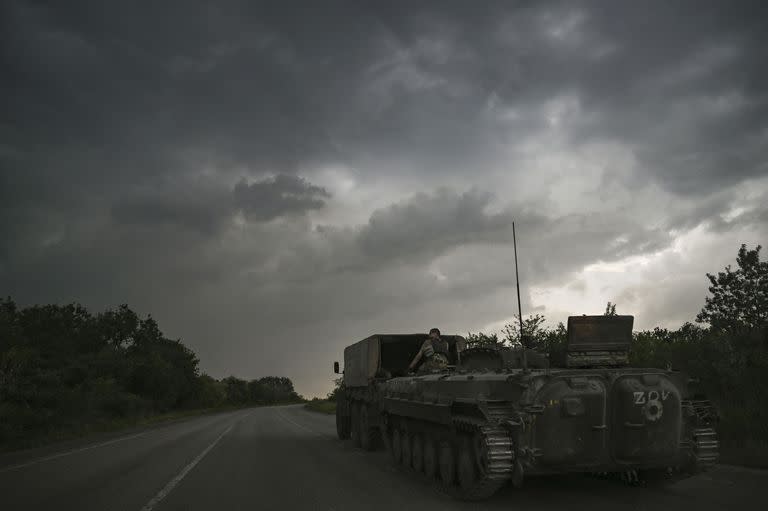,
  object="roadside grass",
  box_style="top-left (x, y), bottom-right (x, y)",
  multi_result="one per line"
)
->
top-left (0, 401), bottom-right (305, 454)
top-left (304, 399), bottom-right (336, 414)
